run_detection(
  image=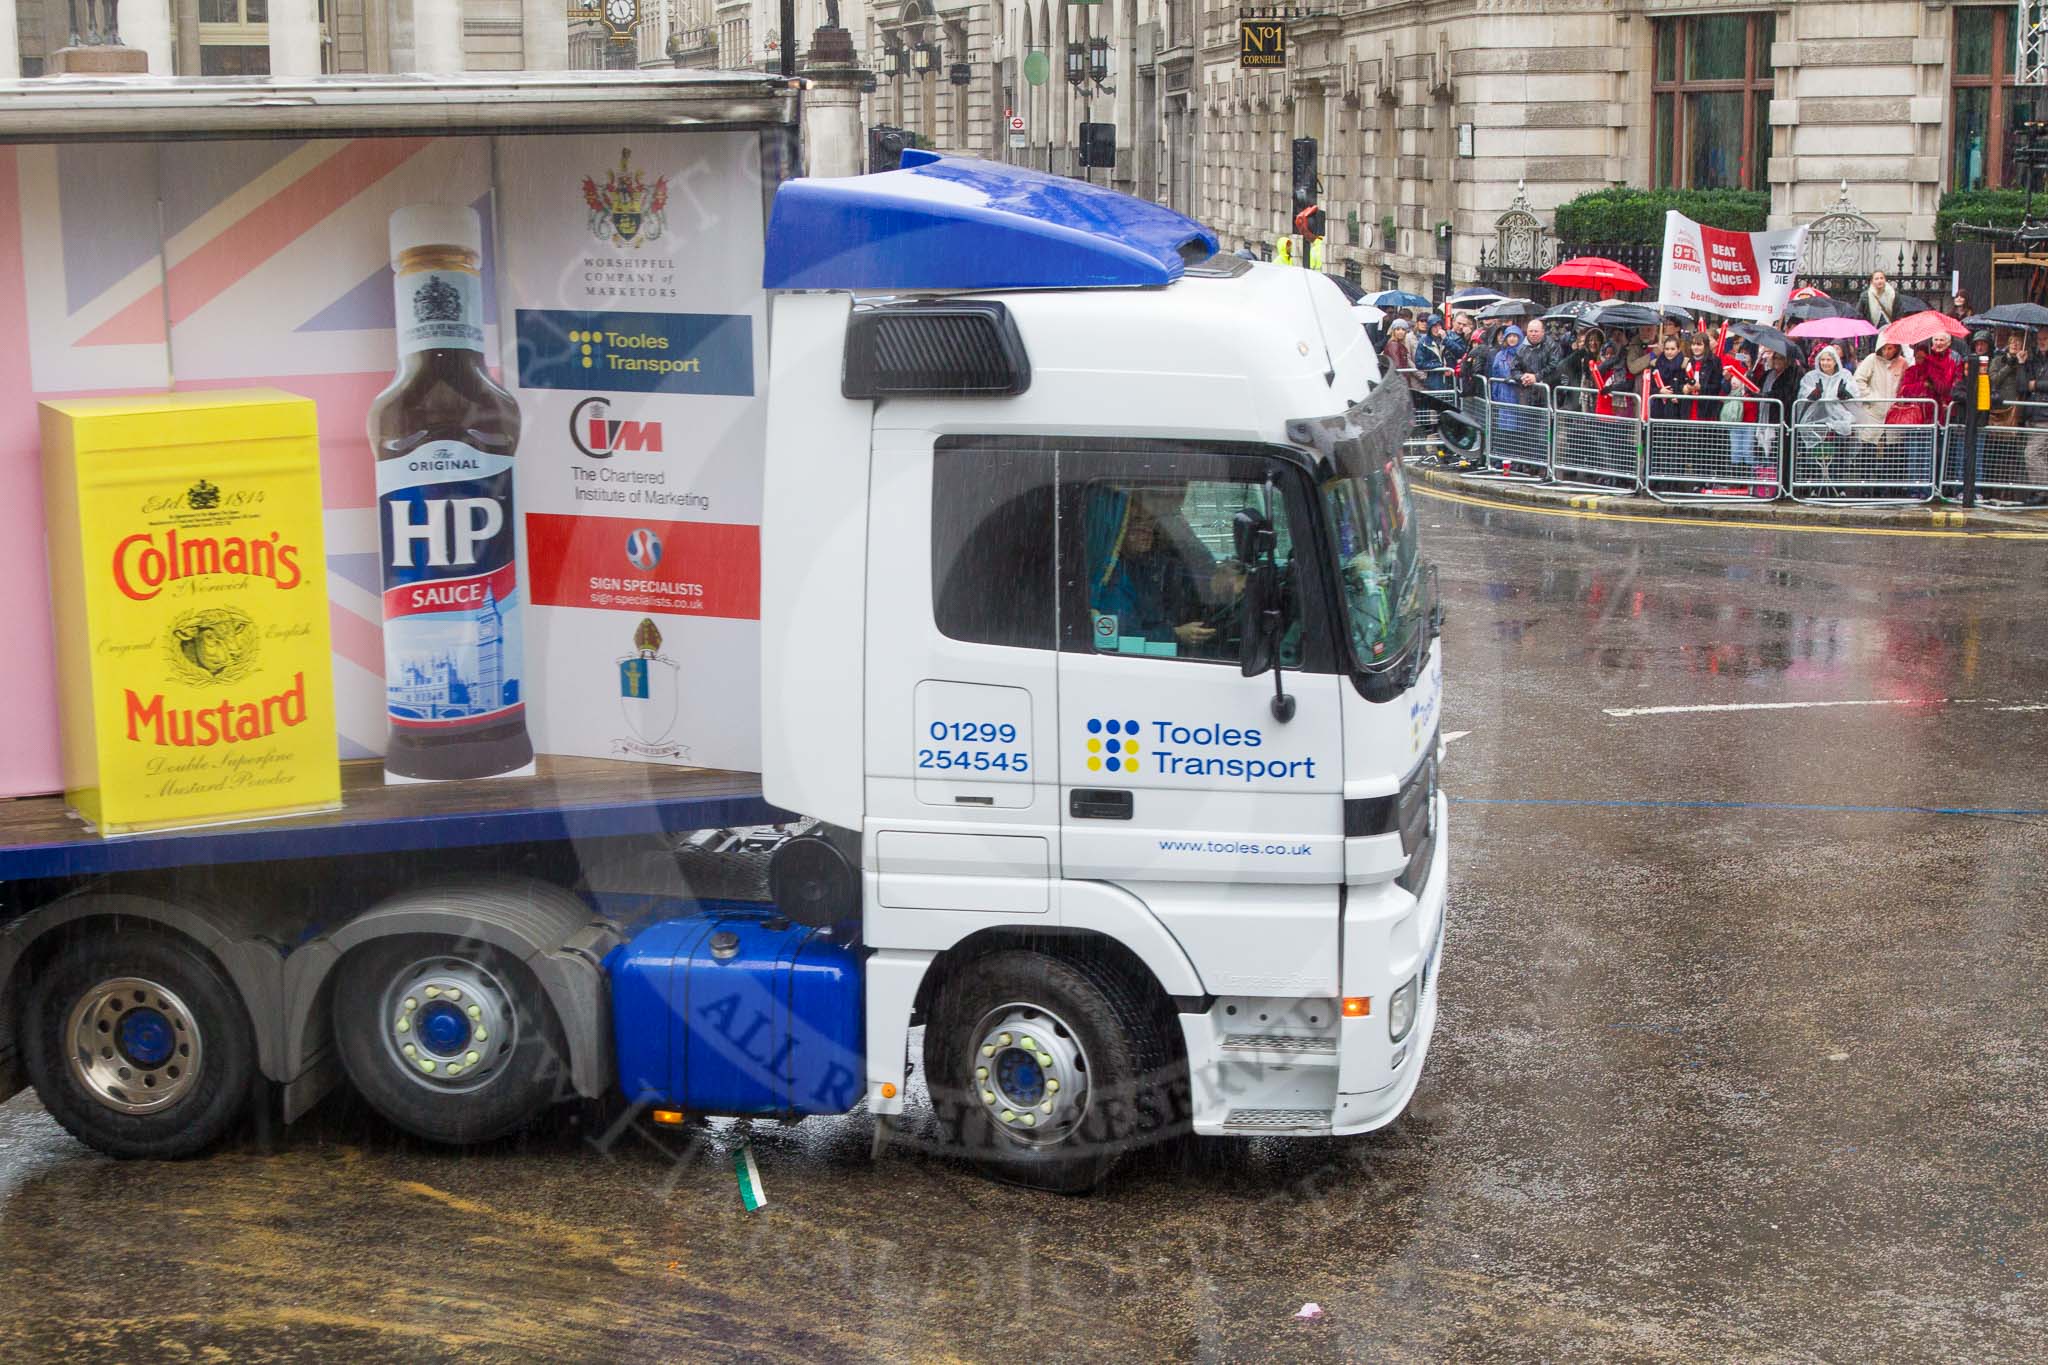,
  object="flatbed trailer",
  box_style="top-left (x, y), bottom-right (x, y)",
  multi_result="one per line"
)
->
top-left (0, 761), bottom-right (790, 1128)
